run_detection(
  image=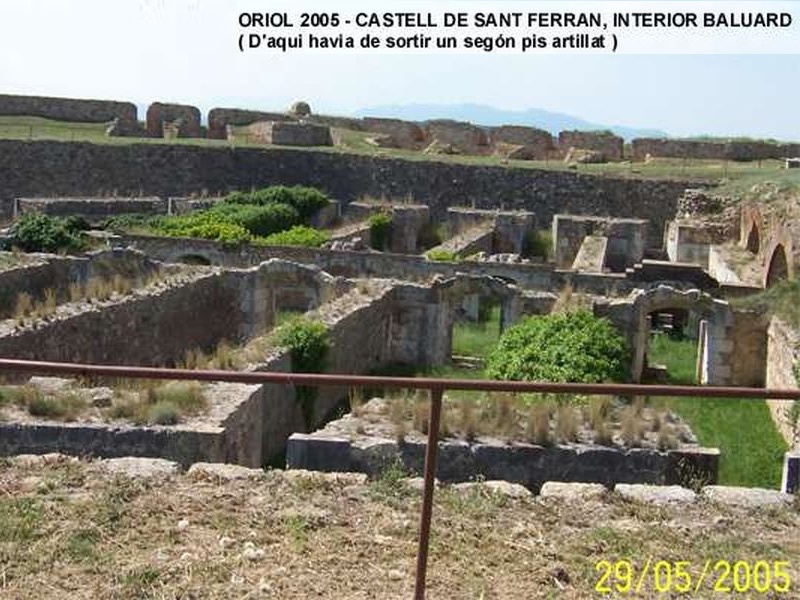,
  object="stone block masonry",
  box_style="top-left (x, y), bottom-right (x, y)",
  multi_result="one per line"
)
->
top-left (286, 433), bottom-right (719, 492)
top-left (208, 107), bottom-right (293, 139)
top-left (16, 197), bottom-right (166, 224)
top-left (0, 94), bottom-right (138, 129)
top-left (0, 140), bottom-right (692, 247)
top-left (558, 131), bottom-right (624, 161)
top-left (146, 102), bottom-right (202, 138)
top-left (243, 121), bottom-right (333, 147)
